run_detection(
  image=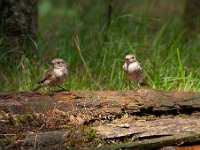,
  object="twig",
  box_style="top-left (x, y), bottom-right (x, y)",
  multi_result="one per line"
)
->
top-left (33, 133), bottom-right (38, 148)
